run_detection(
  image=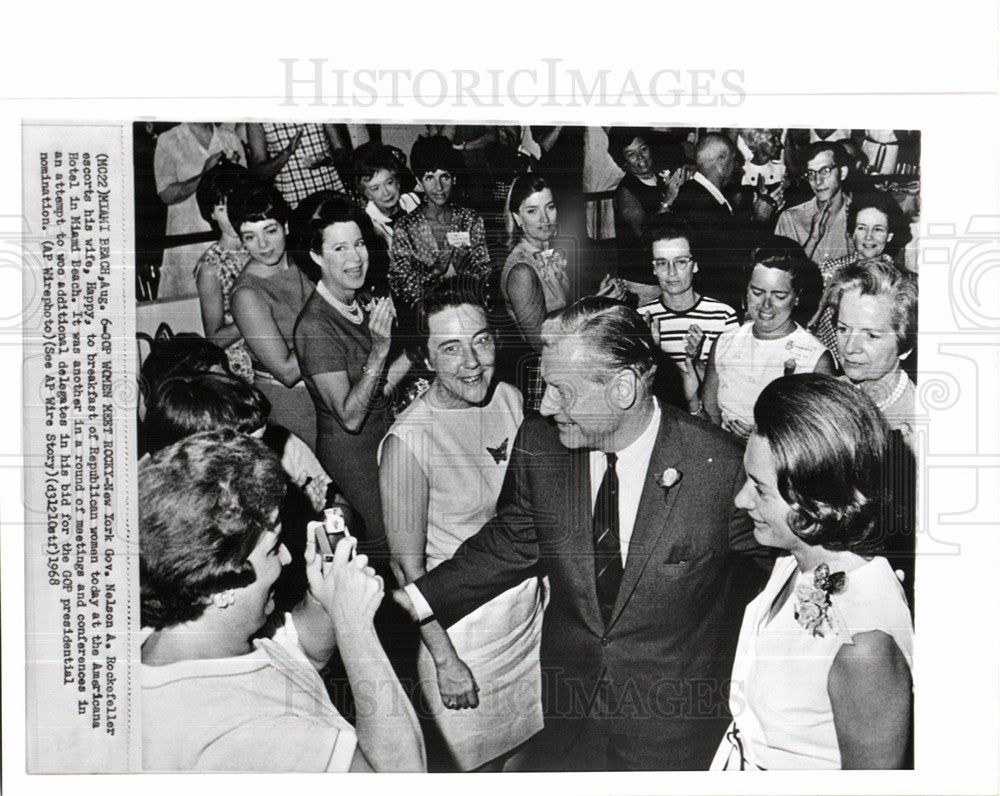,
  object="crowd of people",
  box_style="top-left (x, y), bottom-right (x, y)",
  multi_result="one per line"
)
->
top-left (137, 123), bottom-right (919, 772)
